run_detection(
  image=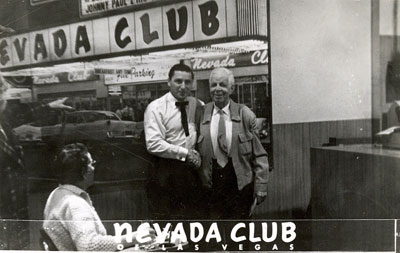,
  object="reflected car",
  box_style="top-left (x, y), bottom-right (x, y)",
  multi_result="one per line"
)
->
top-left (41, 110), bottom-right (144, 144)
top-left (13, 122), bottom-right (42, 142)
